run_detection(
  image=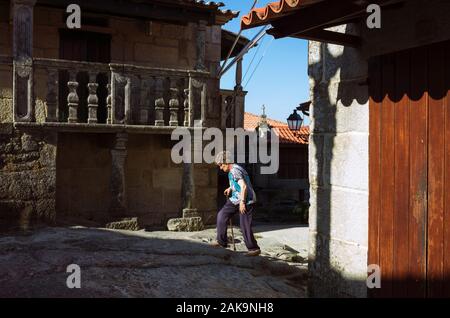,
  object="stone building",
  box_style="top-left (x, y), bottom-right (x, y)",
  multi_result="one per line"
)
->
top-left (243, 111), bottom-right (309, 221)
top-left (242, 0), bottom-right (450, 297)
top-left (0, 0), bottom-right (249, 230)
